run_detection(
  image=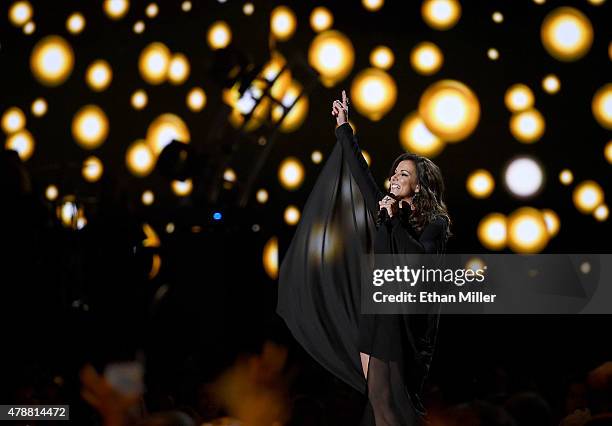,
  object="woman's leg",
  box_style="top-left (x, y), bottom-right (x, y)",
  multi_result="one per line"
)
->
top-left (360, 352), bottom-right (370, 378)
